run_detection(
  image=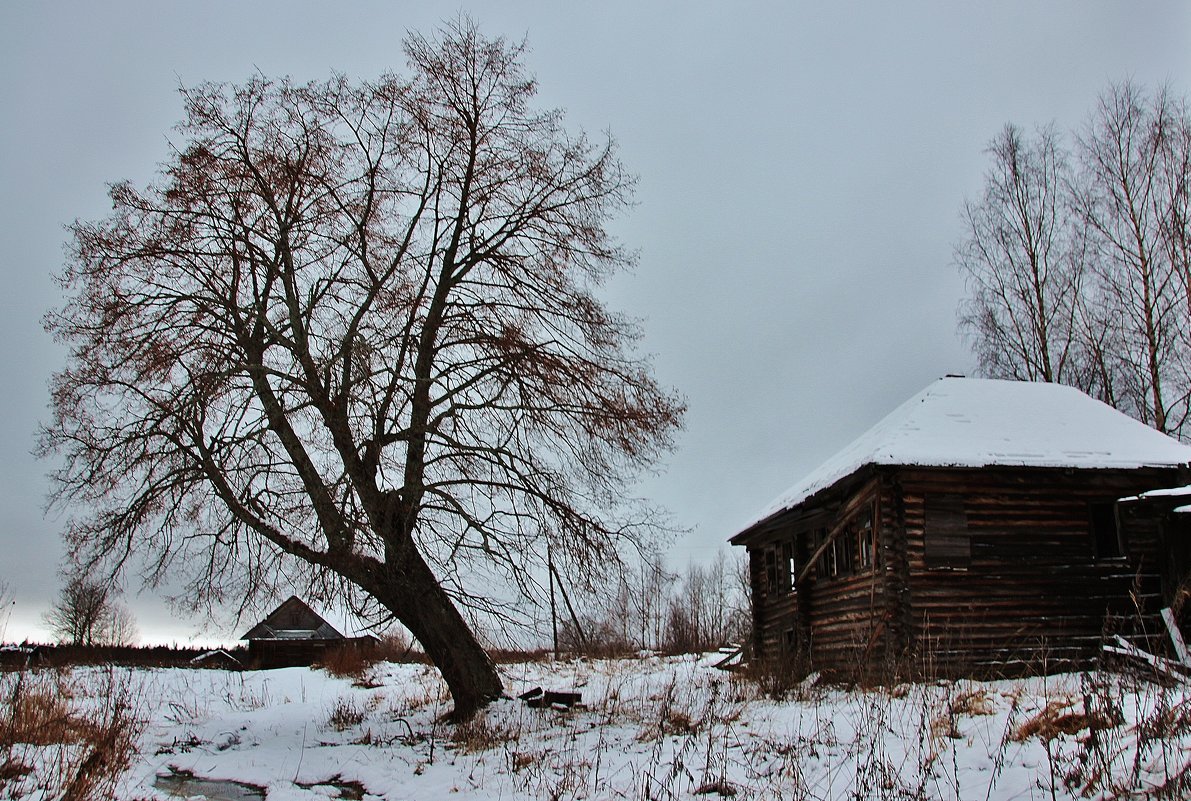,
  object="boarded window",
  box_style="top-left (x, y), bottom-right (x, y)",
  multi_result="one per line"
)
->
top-left (924, 494), bottom-right (970, 569)
top-left (764, 548), bottom-right (778, 593)
top-left (1090, 502), bottom-right (1123, 559)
